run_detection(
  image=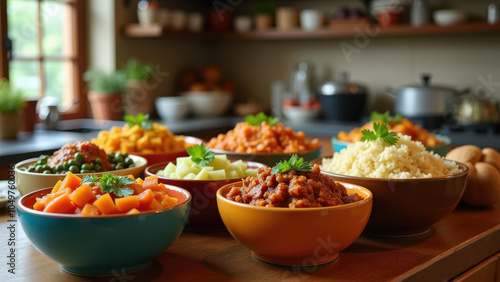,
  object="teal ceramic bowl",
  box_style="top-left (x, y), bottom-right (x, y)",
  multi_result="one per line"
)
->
top-left (332, 135), bottom-right (451, 156)
top-left (17, 186), bottom-right (191, 276)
